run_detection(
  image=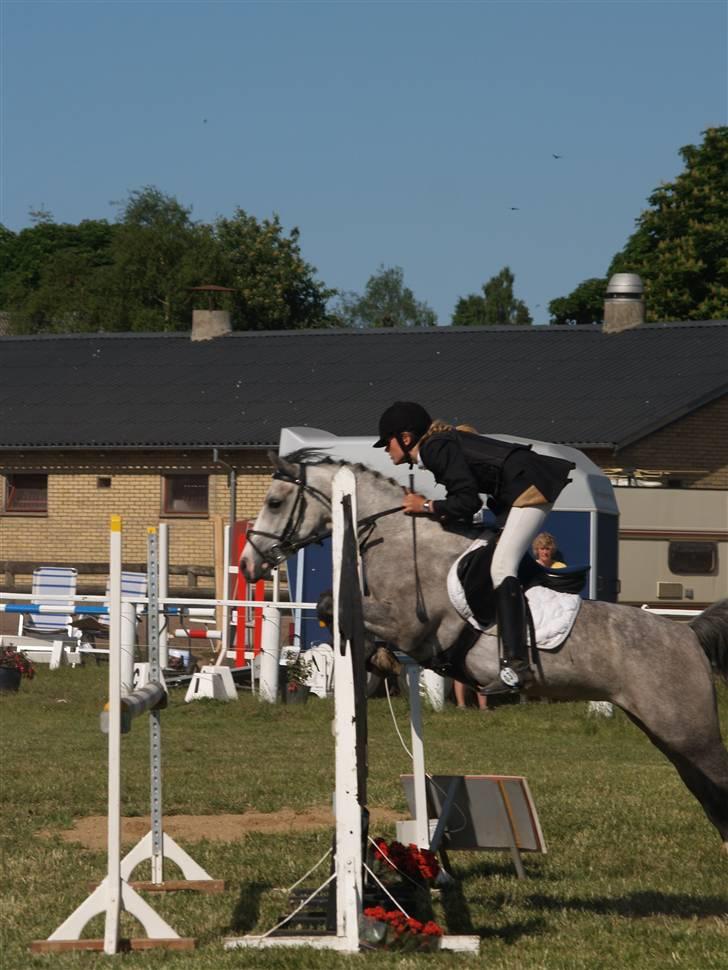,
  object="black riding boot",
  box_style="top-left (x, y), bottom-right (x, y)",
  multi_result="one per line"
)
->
top-left (478, 576), bottom-right (533, 695)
